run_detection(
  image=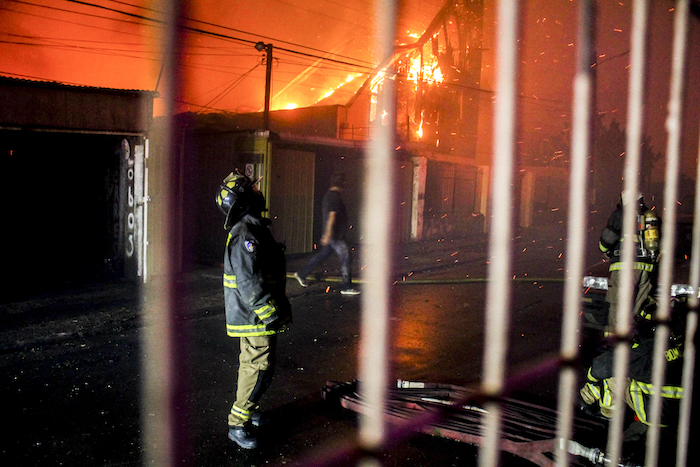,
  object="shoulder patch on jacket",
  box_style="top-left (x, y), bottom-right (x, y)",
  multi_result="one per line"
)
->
top-left (244, 240), bottom-right (256, 253)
